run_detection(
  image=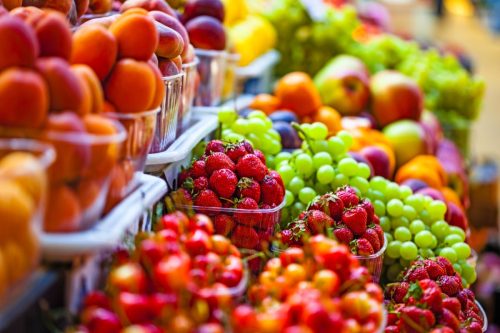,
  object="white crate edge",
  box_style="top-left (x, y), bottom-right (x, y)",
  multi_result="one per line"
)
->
top-left (40, 173), bottom-right (167, 261)
top-left (235, 50), bottom-right (280, 78)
